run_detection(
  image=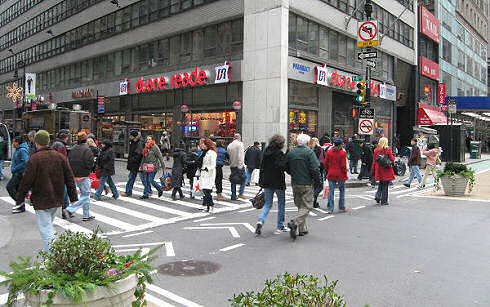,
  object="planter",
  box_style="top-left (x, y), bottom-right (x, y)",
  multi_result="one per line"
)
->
top-left (26, 274), bottom-right (138, 307)
top-left (440, 174), bottom-right (469, 197)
